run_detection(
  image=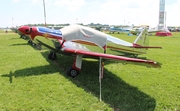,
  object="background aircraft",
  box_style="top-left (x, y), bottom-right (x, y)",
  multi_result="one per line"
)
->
top-left (18, 25), bottom-right (161, 78)
top-left (130, 26), bottom-right (171, 35)
top-left (108, 25), bottom-right (134, 34)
